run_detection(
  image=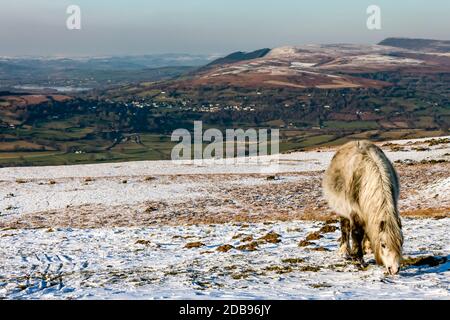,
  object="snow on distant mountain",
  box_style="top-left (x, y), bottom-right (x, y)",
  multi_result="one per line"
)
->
top-left (162, 39), bottom-right (450, 90)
